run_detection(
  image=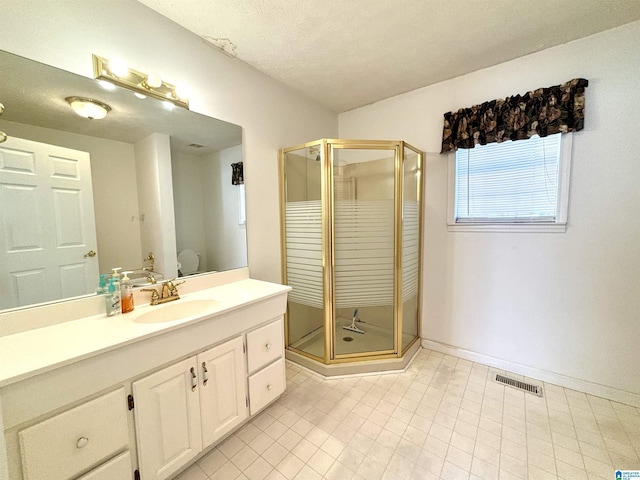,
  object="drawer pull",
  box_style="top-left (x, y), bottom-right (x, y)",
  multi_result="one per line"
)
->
top-left (190, 367), bottom-right (197, 391)
top-left (76, 436), bottom-right (89, 449)
top-left (265, 343), bottom-right (272, 351)
top-left (267, 384), bottom-right (273, 391)
top-left (202, 362), bottom-right (209, 386)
